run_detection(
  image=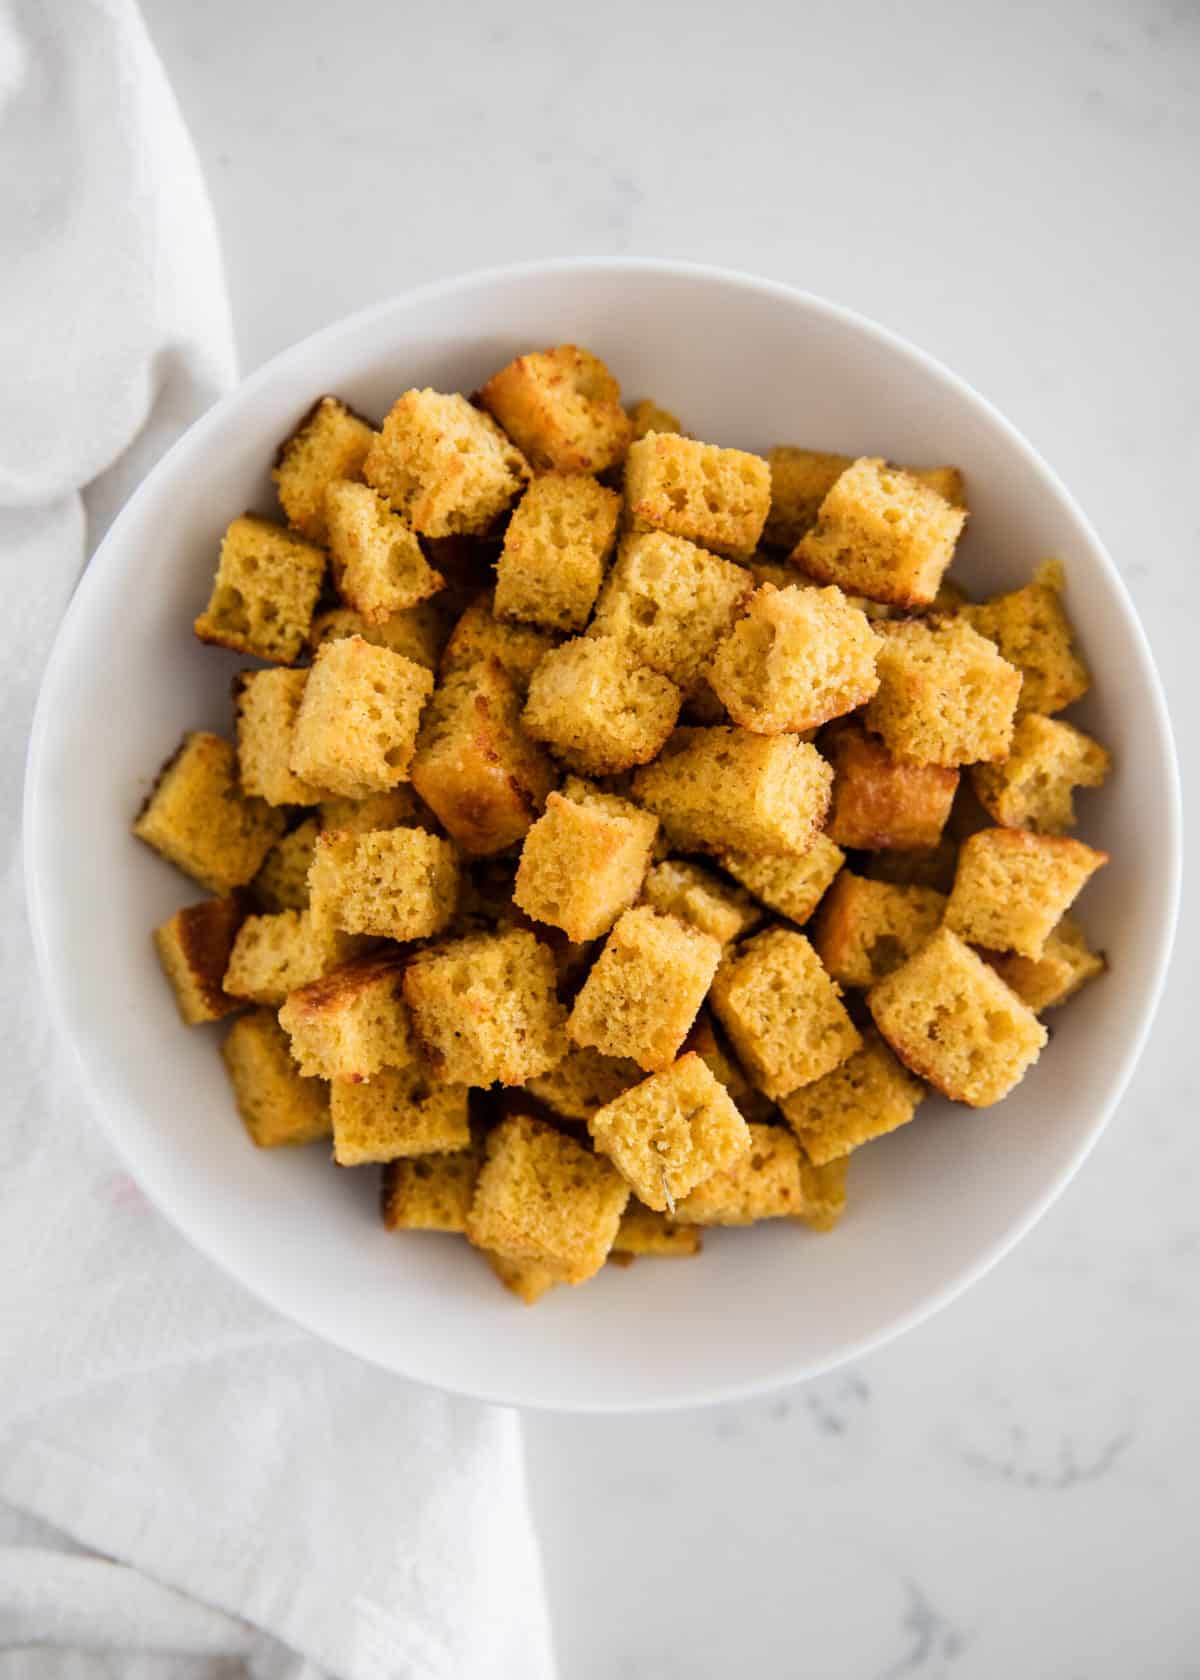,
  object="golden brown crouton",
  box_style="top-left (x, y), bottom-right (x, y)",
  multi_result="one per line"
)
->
top-left (153, 895), bottom-right (247, 1025)
top-left (514, 785), bottom-right (657, 942)
top-left (403, 928), bottom-right (567, 1086)
top-left (779, 1029), bottom-right (926, 1163)
top-left (625, 432), bottom-right (771, 559)
top-left (611, 1203), bottom-right (702, 1257)
top-left (810, 872), bottom-right (947, 989)
top-left (718, 835), bottom-right (845, 926)
top-left (273, 394), bottom-right (375, 543)
top-left (567, 906), bottom-right (722, 1072)
top-left (632, 727), bottom-right (832, 856)
top-left (194, 514), bottom-right (325, 664)
top-left (522, 636), bottom-right (682, 775)
top-left (324, 479), bottom-right (444, 624)
top-left (970, 713), bottom-right (1111, 834)
top-left (673, 1121), bottom-right (804, 1225)
top-left (682, 1011), bottom-right (777, 1125)
top-left (234, 669), bottom-right (323, 807)
top-left (439, 592), bottom-right (557, 696)
top-left (220, 1010), bottom-right (331, 1148)
top-left (627, 399), bottom-right (683, 441)
top-left (524, 1044), bottom-right (644, 1124)
top-left (495, 472), bottom-right (621, 631)
top-left (763, 448), bottom-right (852, 550)
top-left (317, 786), bottom-right (433, 835)
top-left (793, 457), bottom-right (965, 607)
top-left (252, 819), bottom-right (321, 912)
top-left (589, 1053), bottom-right (750, 1212)
top-left (480, 345), bottom-right (634, 474)
top-left (290, 636), bottom-right (434, 798)
top-left (961, 559), bottom-right (1090, 716)
top-left (309, 602), bottom-right (443, 671)
top-left (308, 827), bottom-right (459, 942)
top-left (797, 1151), bottom-right (849, 1231)
top-left (944, 827), bottom-right (1108, 959)
top-left (985, 915), bottom-right (1106, 1013)
top-left (381, 1148), bottom-right (481, 1232)
top-left (278, 954), bottom-right (416, 1081)
top-left (134, 732), bottom-right (286, 893)
top-left (824, 721), bottom-right (960, 850)
top-left (364, 388), bottom-right (528, 536)
top-left (331, 1063), bottom-right (470, 1165)
top-left (223, 909), bottom-right (367, 1007)
top-left (640, 858), bottom-right (763, 944)
top-left (865, 620), bottom-right (1022, 767)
